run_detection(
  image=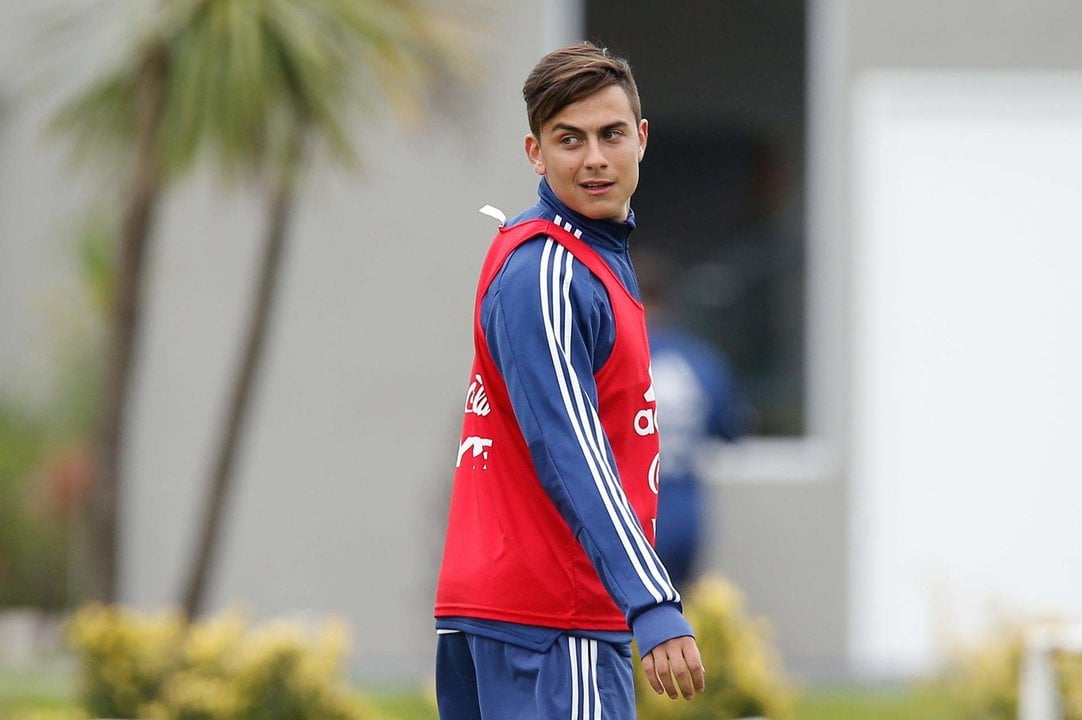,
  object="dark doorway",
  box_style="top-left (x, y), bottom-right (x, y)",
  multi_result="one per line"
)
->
top-left (586, 1), bottom-right (807, 435)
